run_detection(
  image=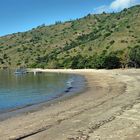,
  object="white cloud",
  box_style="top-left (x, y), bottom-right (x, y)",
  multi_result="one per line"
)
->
top-left (94, 0), bottom-right (140, 13)
top-left (110, 0), bottom-right (138, 11)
